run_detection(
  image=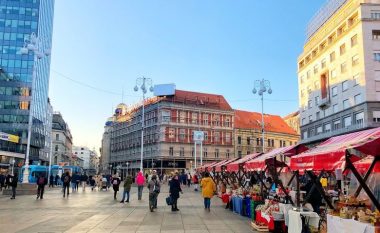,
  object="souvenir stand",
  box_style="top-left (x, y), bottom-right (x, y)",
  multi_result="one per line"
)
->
top-left (213, 158), bottom-right (239, 207)
top-left (290, 127), bottom-right (380, 233)
top-left (223, 153), bottom-right (261, 220)
top-left (245, 145), bottom-right (308, 232)
top-left (196, 161), bottom-right (218, 173)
